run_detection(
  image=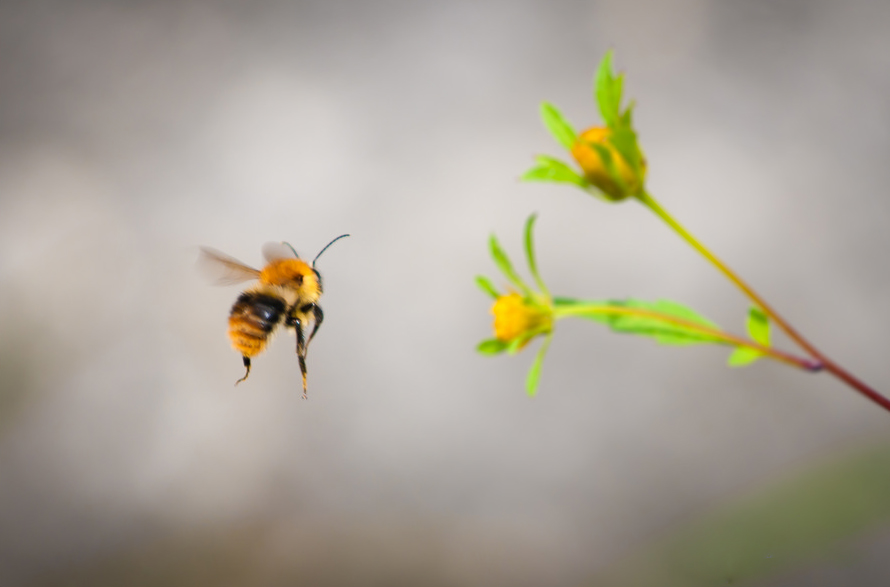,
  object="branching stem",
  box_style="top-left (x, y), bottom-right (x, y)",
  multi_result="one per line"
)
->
top-left (636, 190), bottom-right (890, 412)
